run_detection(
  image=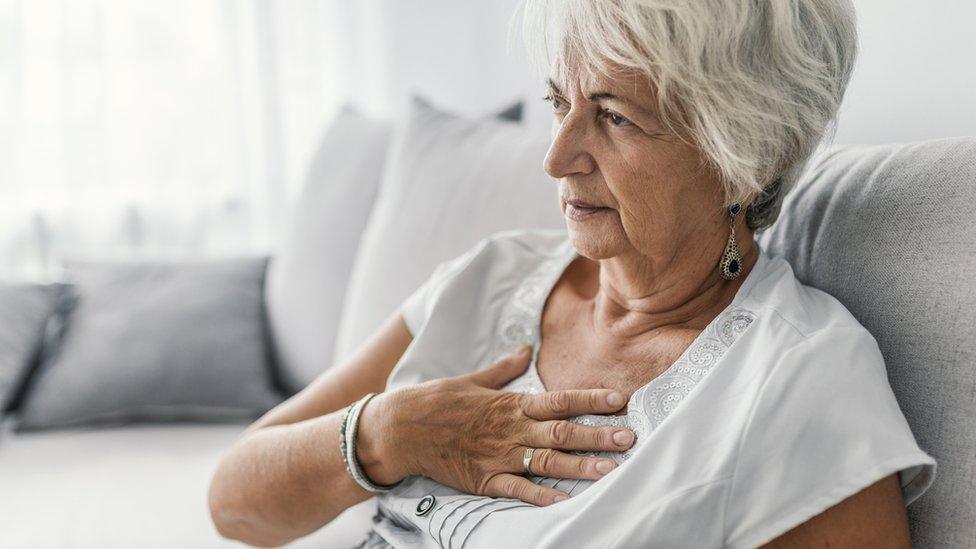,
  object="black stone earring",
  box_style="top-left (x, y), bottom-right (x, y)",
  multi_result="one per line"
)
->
top-left (719, 203), bottom-right (742, 280)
